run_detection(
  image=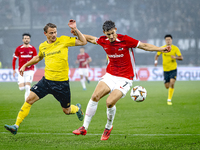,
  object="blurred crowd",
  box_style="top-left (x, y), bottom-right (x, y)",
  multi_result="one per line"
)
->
top-left (132, 0), bottom-right (200, 39)
top-left (0, 0), bottom-right (199, 39)
top-left (0, 0), bottom-right (199, 68)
